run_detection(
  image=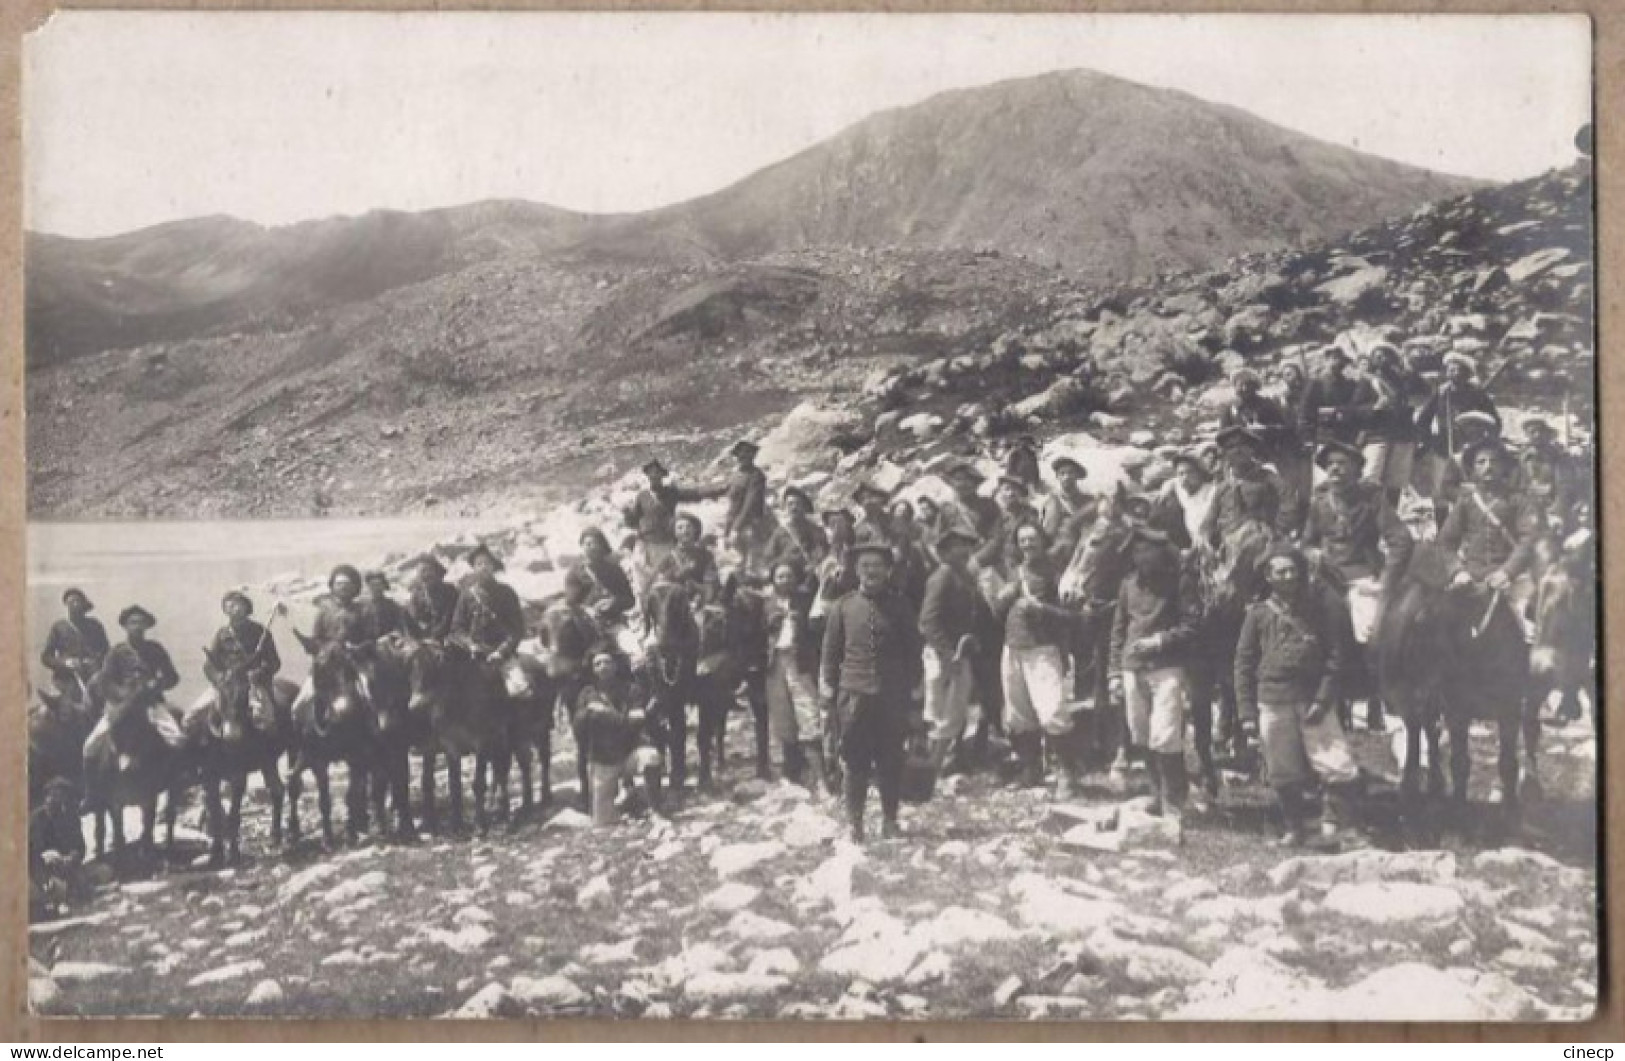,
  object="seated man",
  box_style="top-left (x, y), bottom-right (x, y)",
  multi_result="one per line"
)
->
top-left (206, 590), bottom-right (283, 725)
top-left (450, 544), bottom-right (531, 698)
top-left (40, 588), bottom-right (109, 703)
top-left (1436, 438), bottom-right (1546, 632)
top-left (29, 778), bottom-right (85, 917)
